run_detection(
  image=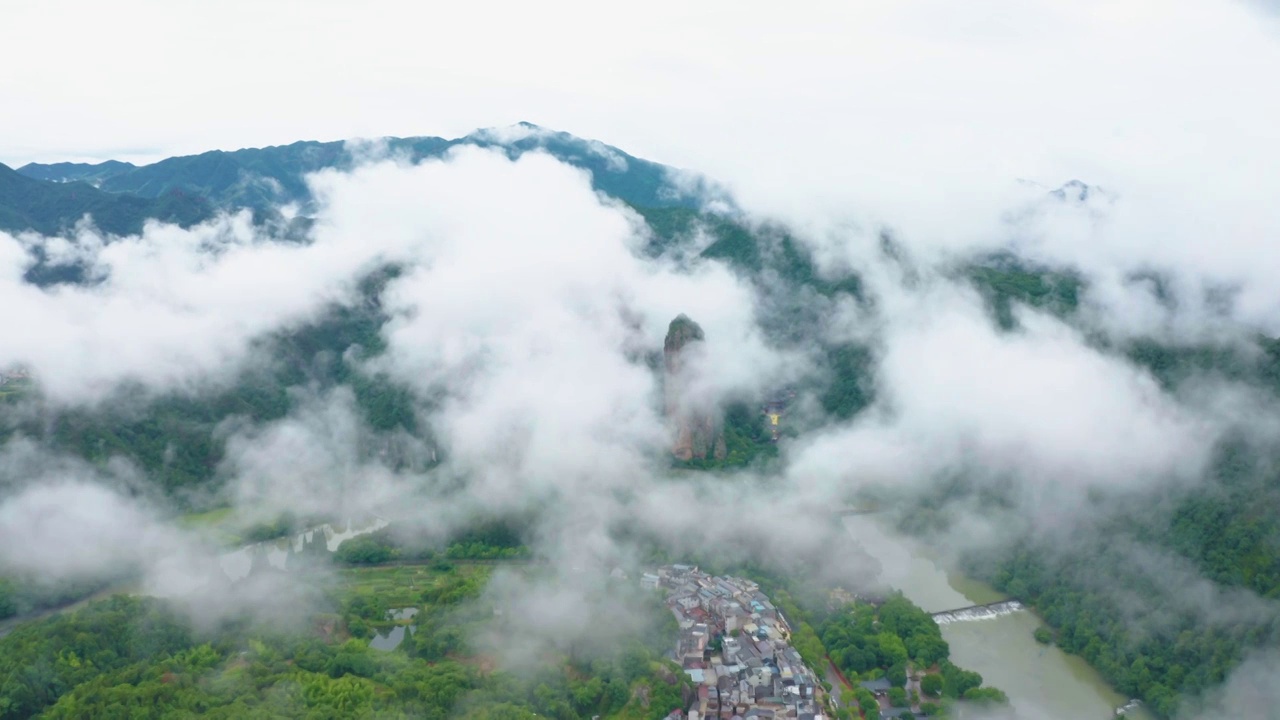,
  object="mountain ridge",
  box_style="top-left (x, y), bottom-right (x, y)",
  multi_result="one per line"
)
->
top-left (10, 123), bottom-right (713, 224)
top-left (0, 161), bottom-right (211, 238)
